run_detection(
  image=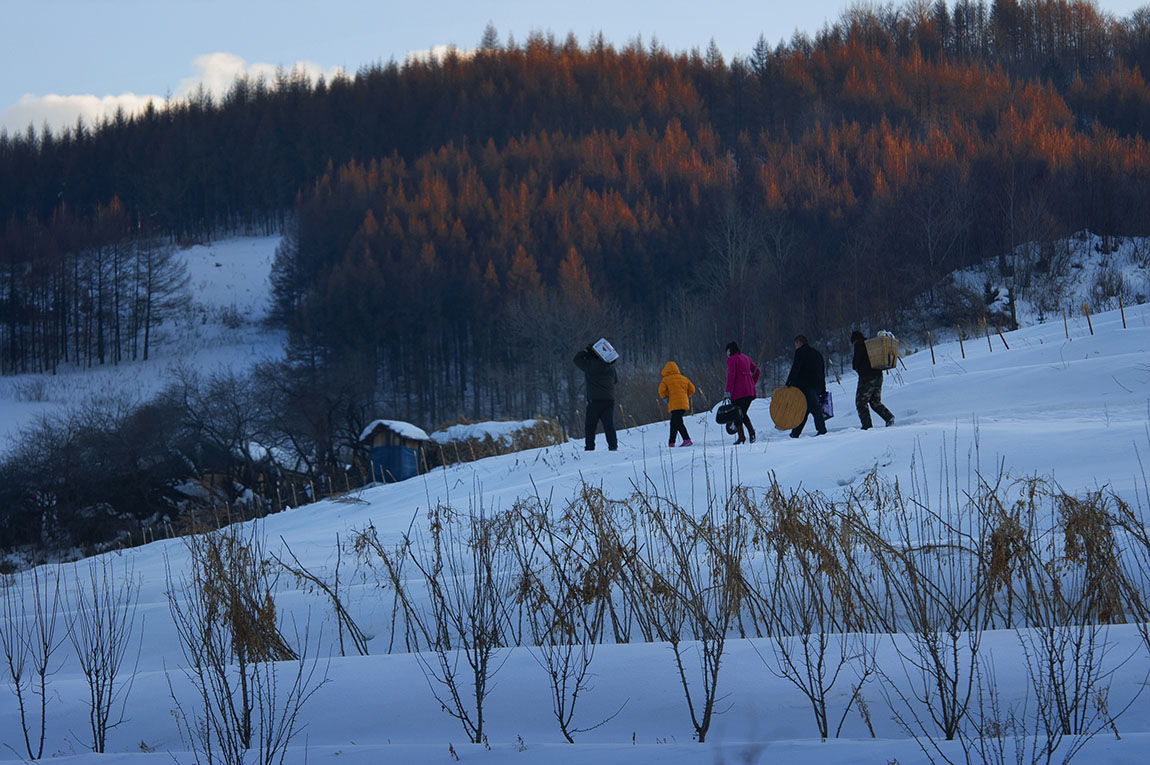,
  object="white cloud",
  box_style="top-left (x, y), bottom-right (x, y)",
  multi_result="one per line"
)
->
top-left (1, 92), bottom-right (163, 136)
top-left (174, 53), bottom-right (346, 100)
top-left (403, 44), bottom-right (474, 65)
top-left (1, 54), bottom-right (349, 136)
